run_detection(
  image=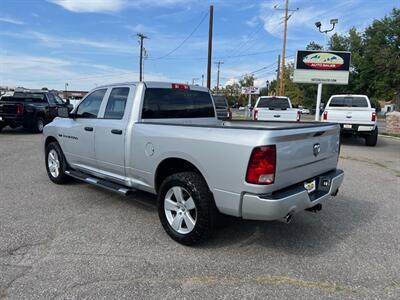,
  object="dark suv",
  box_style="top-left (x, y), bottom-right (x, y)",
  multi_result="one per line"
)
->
top-left (0, 91), bottom-right (72, 133)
